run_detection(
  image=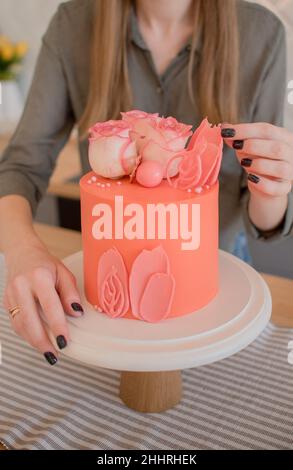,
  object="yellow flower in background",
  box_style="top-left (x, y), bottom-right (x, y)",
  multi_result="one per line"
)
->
top-left (15, 41), bottom-right (28, 59)
top-left (0, 35), bottom-right (28, 80)
top-left (0, 43), bottom-right (14, 62)
top-left (0, 35), bottom-right (10, 47)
